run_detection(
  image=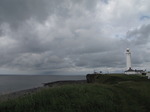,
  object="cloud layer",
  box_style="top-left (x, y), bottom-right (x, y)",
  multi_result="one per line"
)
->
top-left (0, 0), bottom-right (150, 74)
